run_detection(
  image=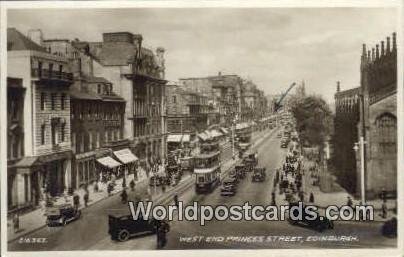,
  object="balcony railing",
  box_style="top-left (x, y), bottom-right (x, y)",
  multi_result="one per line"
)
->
top-left (31, 68), bottom-right (73, 83)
